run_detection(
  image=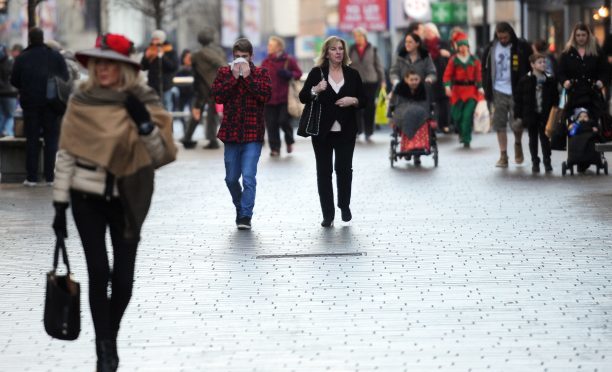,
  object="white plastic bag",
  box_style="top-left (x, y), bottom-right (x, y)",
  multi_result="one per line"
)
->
top-left (473, 100), bottom-right (491, 133)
